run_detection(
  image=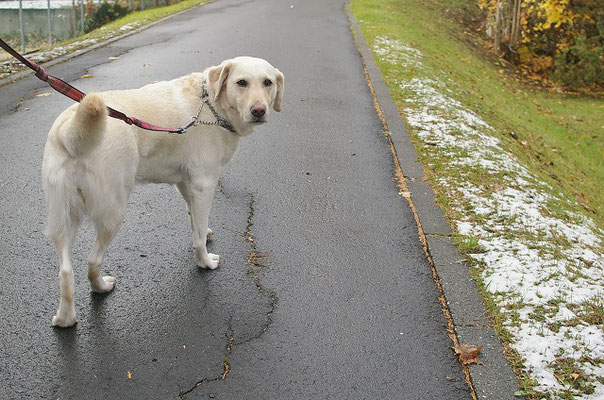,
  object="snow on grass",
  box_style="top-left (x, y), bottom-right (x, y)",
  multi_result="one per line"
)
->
top-left (373, 36), bottom-right (604, 398)
top-left (0, 24), bottom-right (140, 80)
top-left (1, 38), bottom-right (99, 80)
